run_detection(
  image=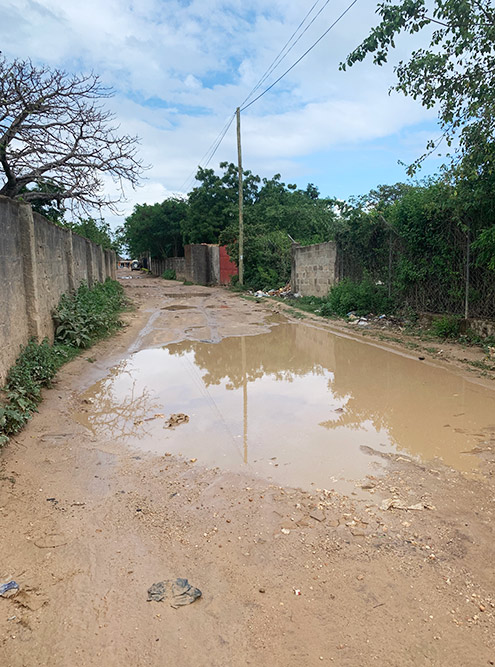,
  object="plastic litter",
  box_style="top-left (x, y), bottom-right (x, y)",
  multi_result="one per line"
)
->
top-left (147, 578), bottom-right (201, 608)
top-left (0, 581), bottom-right (19, 597)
